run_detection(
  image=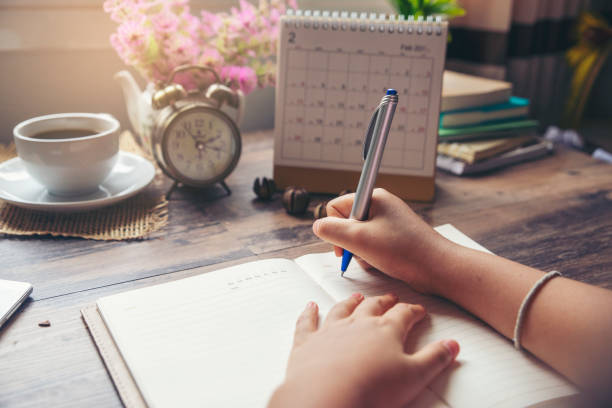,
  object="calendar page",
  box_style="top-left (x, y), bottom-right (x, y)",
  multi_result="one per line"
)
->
top-left (274, 11), bottom-right (448, 178)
